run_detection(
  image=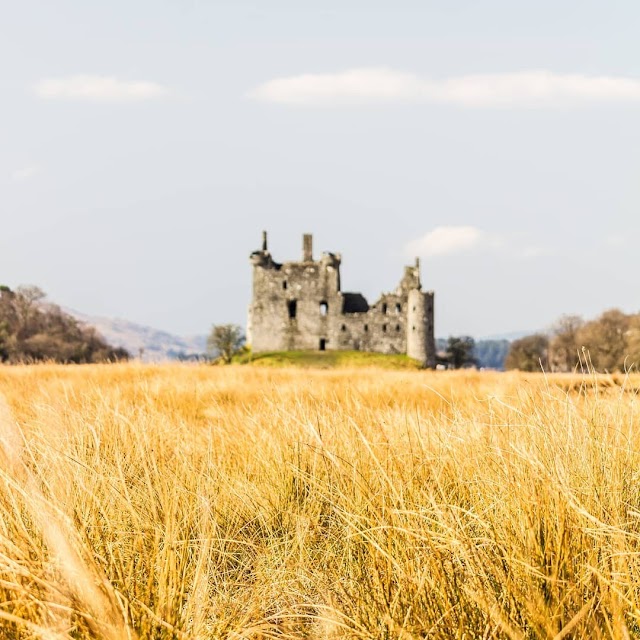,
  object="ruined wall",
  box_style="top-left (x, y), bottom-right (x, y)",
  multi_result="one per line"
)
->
top-left (331, 295), bottom-right (407, 354)
top-left (248, 232), bottom-right (435, 366)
